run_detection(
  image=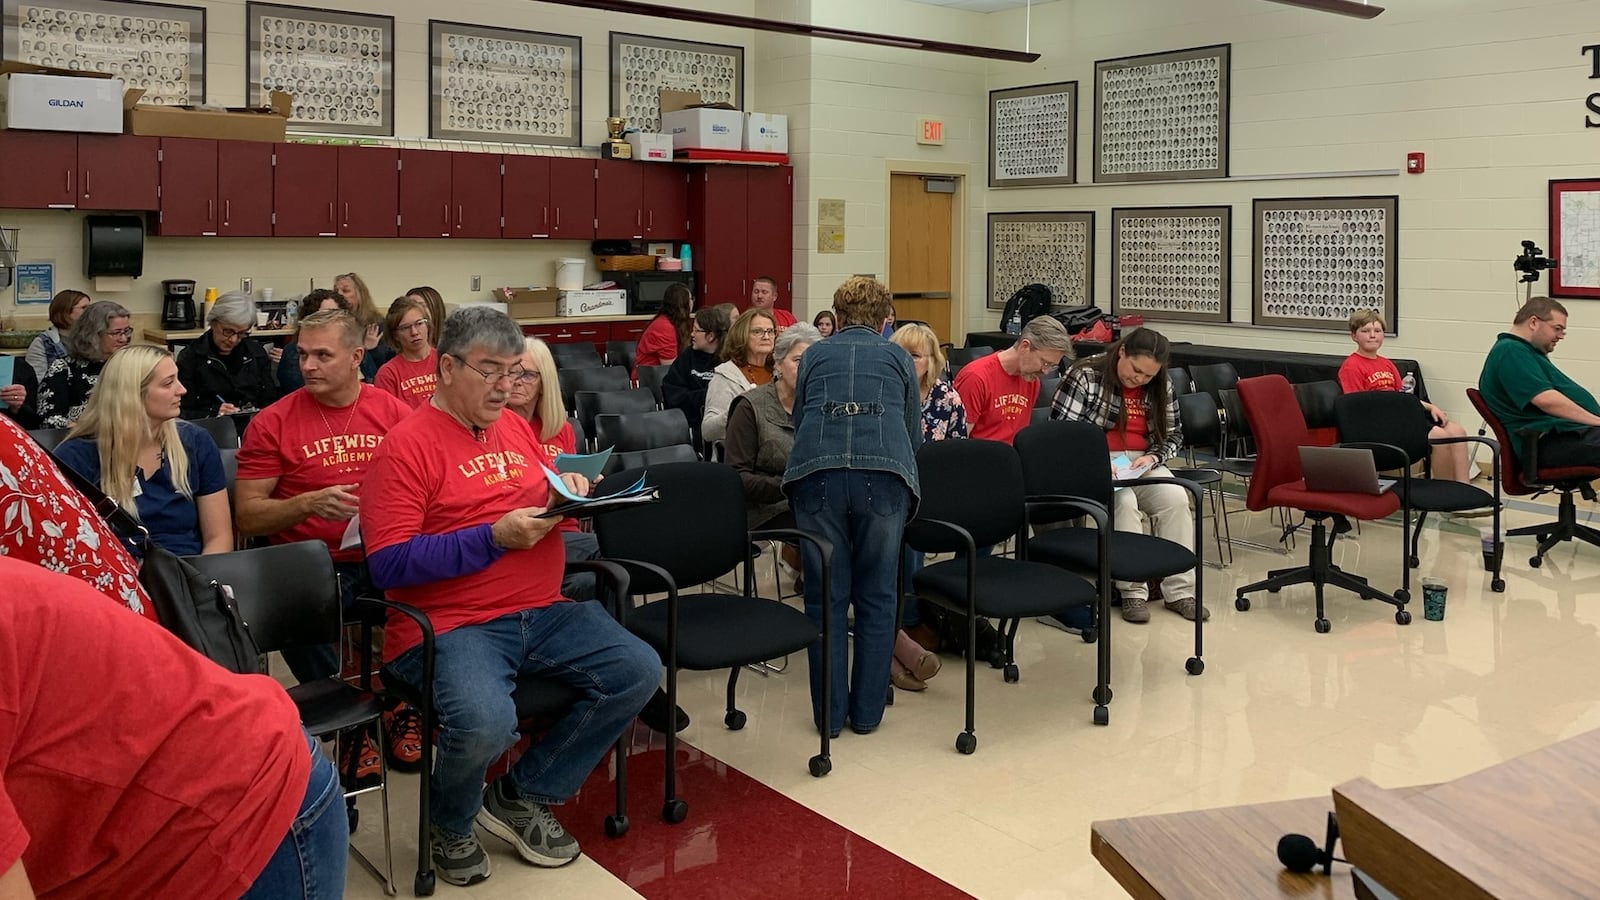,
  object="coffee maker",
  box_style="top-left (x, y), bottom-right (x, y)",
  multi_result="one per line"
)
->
top-left (161, 279), bottom-right (196, 329)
